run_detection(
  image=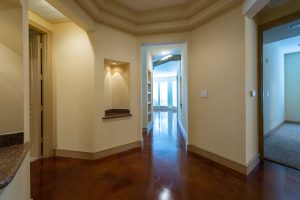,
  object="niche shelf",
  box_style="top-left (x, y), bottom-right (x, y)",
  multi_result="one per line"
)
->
top-left (103, 59), bottom-right (132, 120)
